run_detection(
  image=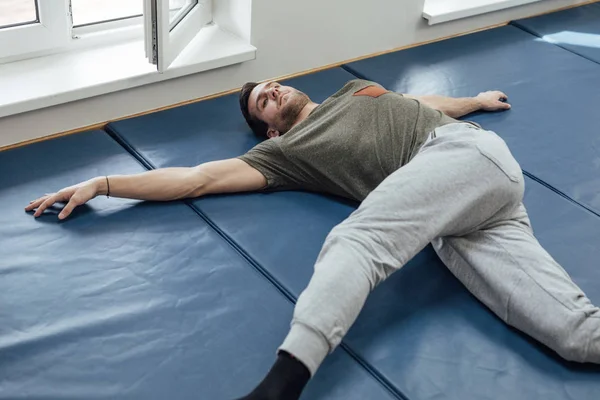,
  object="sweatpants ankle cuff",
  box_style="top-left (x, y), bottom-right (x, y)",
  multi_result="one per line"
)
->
top-left (279, 322), bottom-right (330, 377)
